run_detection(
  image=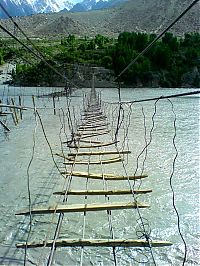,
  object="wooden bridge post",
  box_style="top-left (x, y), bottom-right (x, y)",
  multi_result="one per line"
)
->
top-left (18, 96), bottom-right (23, 120)
top-left (53, 95), bottom-right (56, 115)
